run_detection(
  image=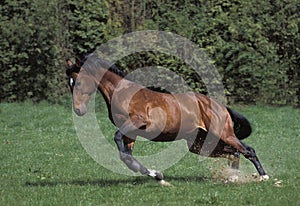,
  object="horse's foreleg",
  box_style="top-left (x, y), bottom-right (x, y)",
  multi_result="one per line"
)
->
top-left (114, 130), bottom-right (164, 181)
top-left (114, 130), bottom-right (146, 173)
